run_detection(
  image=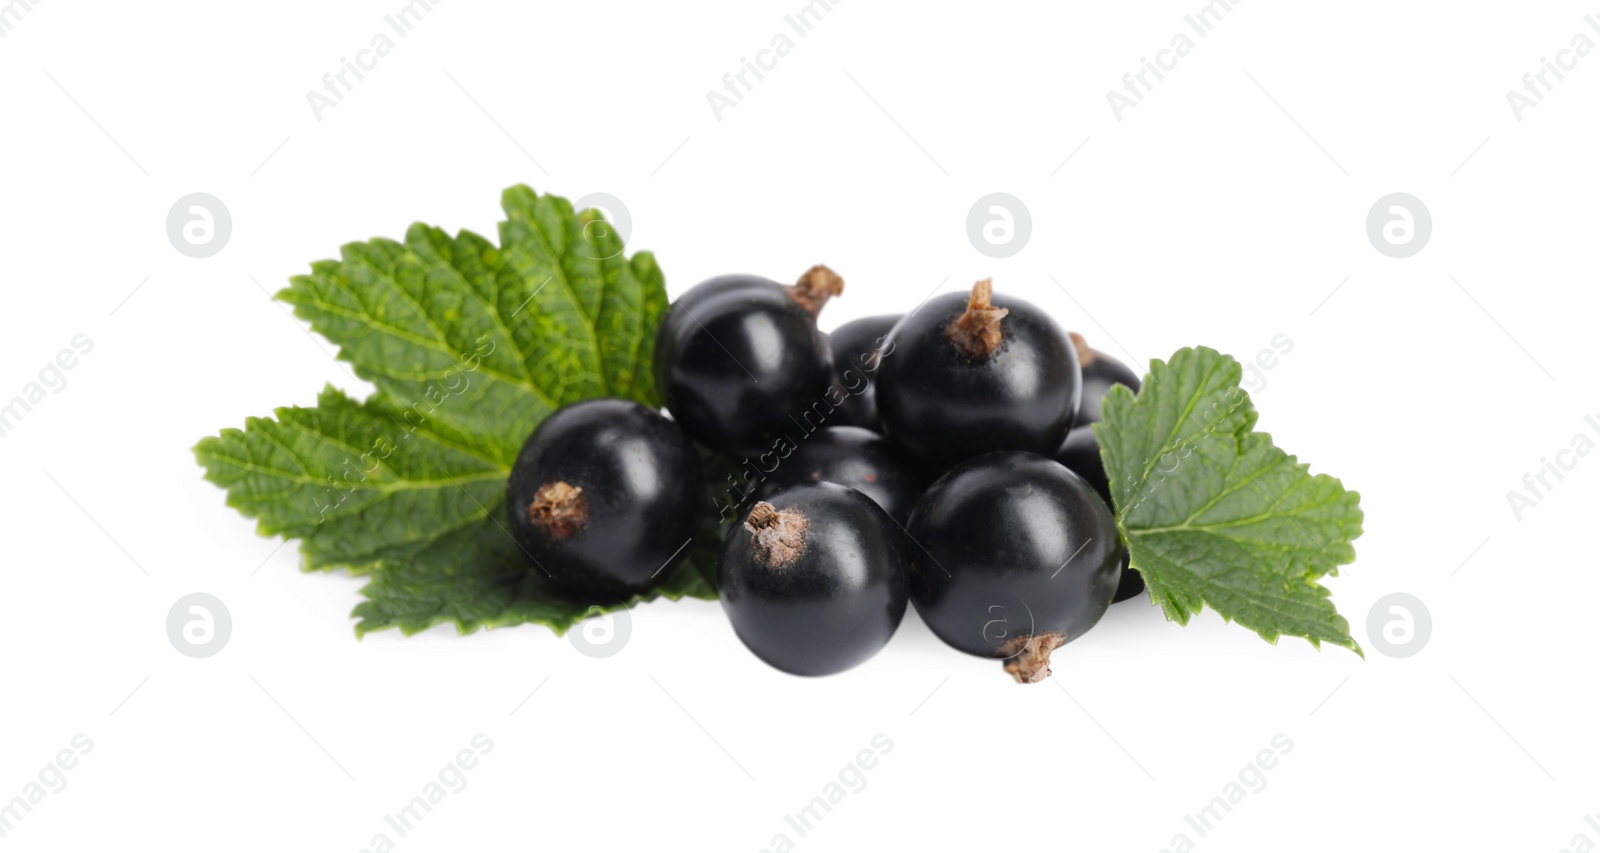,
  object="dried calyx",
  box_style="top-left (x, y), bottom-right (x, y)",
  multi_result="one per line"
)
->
top-left (744, 501), bottom-right (809, 568)
top-left (999, 633), bottom-right (1066, 684)
top-left (1068, 331), bottom-right (1098, 367)
top-left (786, 265), bottom-right (845, 318)
top-left (528, 481), bottom-right (589, 540)
top-left (946, 278), bottom-right (1009, 359)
